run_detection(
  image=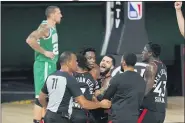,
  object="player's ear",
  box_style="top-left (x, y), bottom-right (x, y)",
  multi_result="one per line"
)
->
top-left (122, 61), bottom-right (126, 67)
top-left (148, 52), bottom-right (153, 57)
